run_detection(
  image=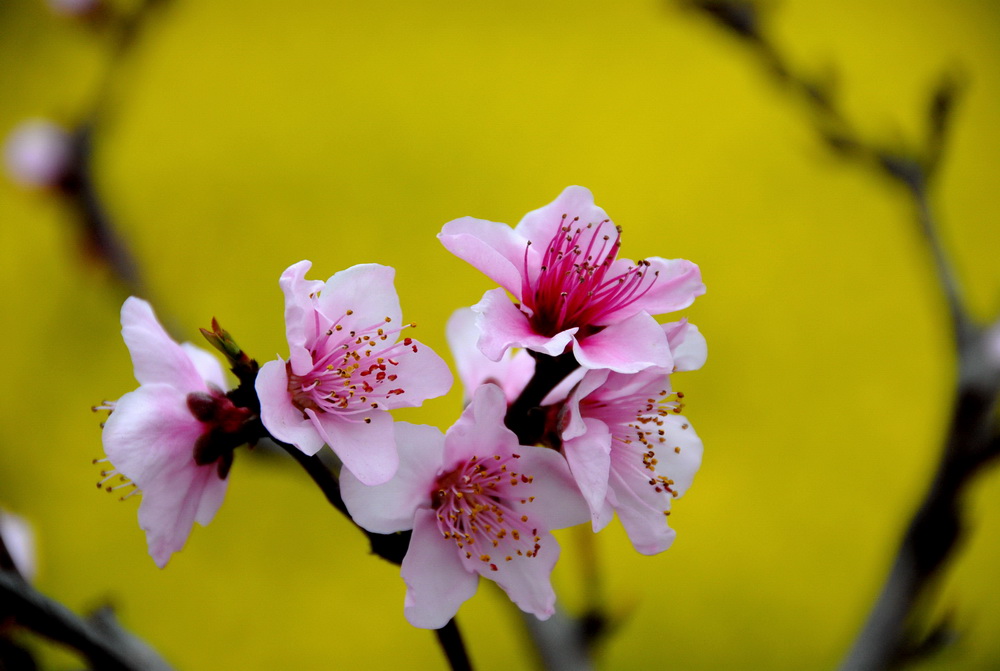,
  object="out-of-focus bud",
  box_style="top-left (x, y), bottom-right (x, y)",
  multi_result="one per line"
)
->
top-left (984, 319), bottom-right (1000, 372)
top-left (0, 509), bottom-right (36, 582)
top-left (3, 119), bottom-right (73, 189)
top-left (46, 0), bottom-right (103, 18)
